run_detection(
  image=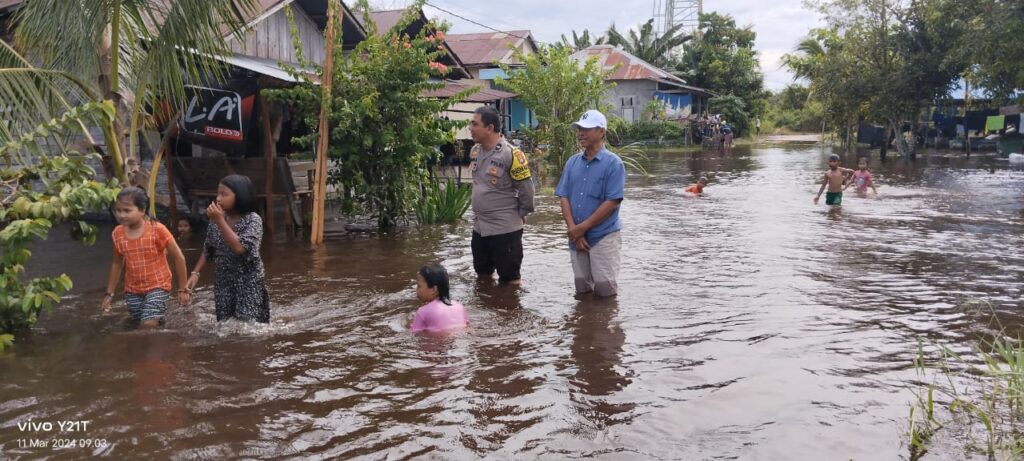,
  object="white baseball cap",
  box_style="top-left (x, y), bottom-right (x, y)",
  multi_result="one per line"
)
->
top-left (572, 110), bottom-right (607, 130)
